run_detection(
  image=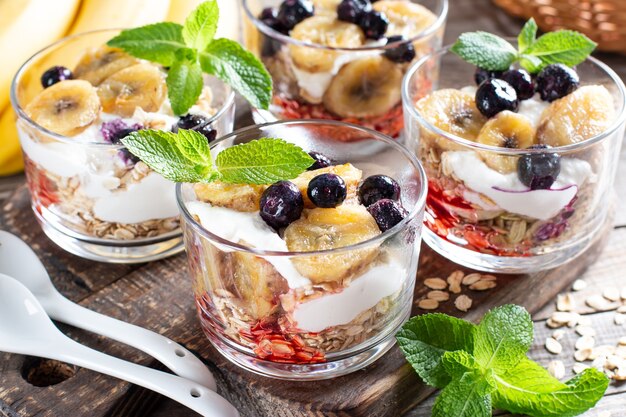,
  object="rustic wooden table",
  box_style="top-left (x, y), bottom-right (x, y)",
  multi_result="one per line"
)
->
top-left (1, 1), bottom-right (626, 416)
